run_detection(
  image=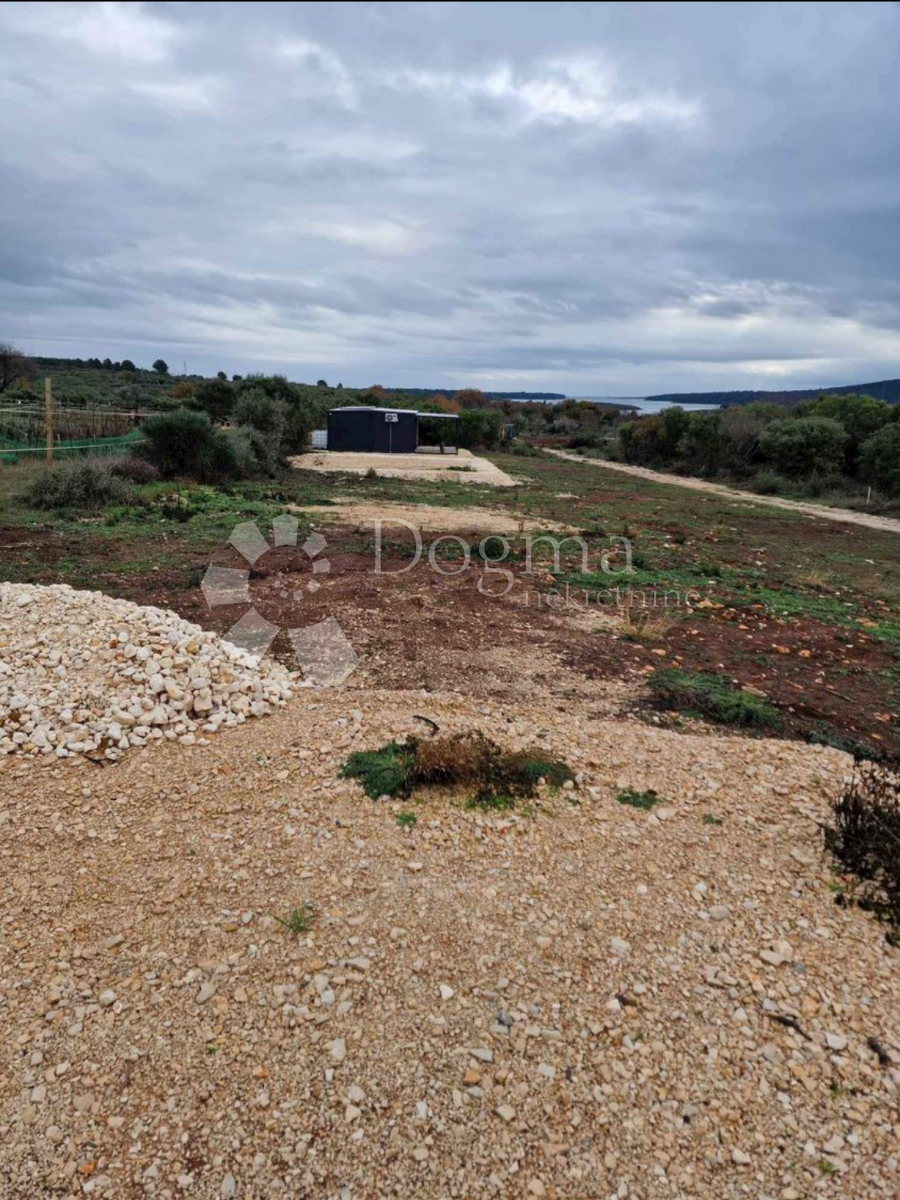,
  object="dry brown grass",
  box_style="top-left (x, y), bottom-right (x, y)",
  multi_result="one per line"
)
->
top-left (618, 597), bottom-right (680, 645)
